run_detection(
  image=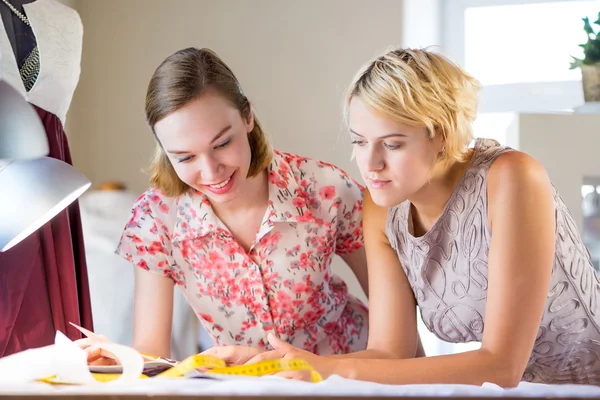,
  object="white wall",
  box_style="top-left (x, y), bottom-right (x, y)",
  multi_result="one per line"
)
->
top-left (402, 0), bottom-right (442, 49)
top-left (507, 112), bottom-right (600, 231)
top-left (56, 0), bottom-right (76, 9)
top-left (67, 0), bottom-right (405, 302)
